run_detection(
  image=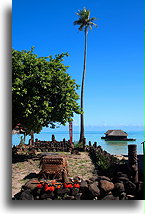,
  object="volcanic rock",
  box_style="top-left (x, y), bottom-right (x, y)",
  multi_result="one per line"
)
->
top-left (80, 180), bottom-right (88, 188)
top-left (124, 180), bottom-right (136, 195)
top-left (57, 187), bottom-right (71, 195)
top-left (89, 176), bottom-right (98, 182)
top-left (116, 176), bottom-right (129, 183)
top-left (22, 178), bottom-right (39, 191)
top-left (101, 195), bottom-right (119, 200)
top-left (112, 182), bottom-right (125, 196)
top-left (99, 180), bottom-right (114, 193)
top-left (18, 189), bottom-right (34, 200)
top-left (98, 176), bottom-right (111, 182)
top-left (89, 182), bottom-right (100, 197)
top-left (116, 172), bottom-right (128, 178)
